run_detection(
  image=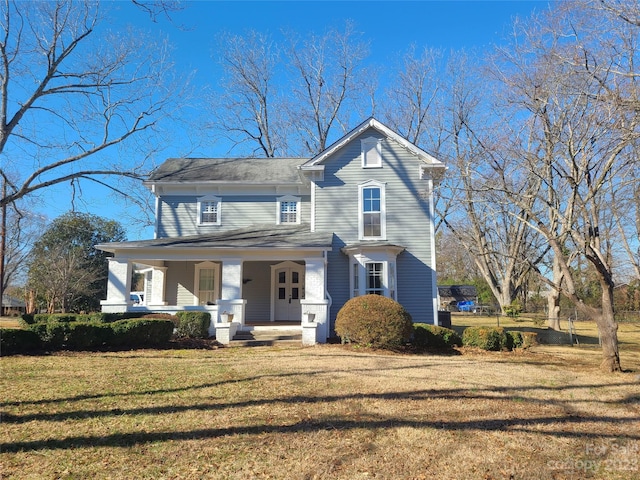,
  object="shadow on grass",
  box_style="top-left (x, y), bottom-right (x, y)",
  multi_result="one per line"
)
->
top-left (3, 412), bottom-right (639, 453)
top-left (3, 381), bottom-right (638, 426)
